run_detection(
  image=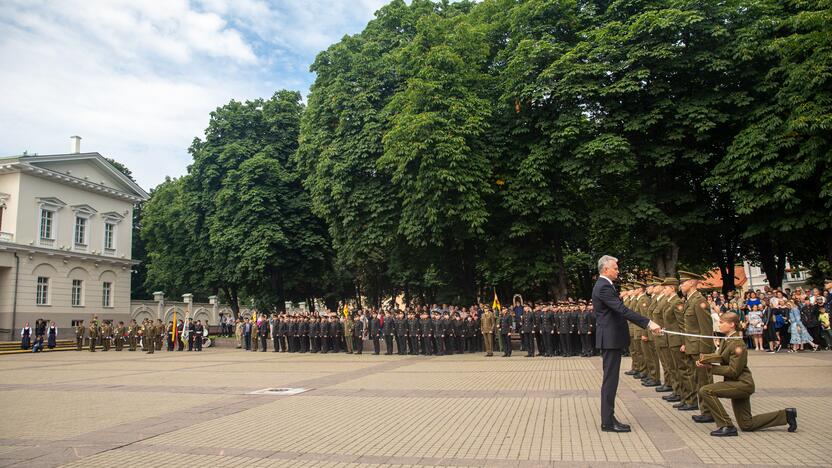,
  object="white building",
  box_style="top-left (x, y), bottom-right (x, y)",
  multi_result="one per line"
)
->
top-left (742, 260), bottom-right (811, 292)
top-left (0, 137), bottom-right (149, 339)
